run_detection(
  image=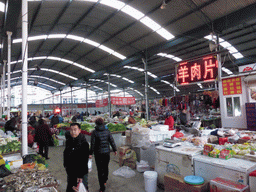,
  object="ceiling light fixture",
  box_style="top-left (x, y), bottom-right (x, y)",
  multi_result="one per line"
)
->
top-left (160, 0), bottom-right (167, 9)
